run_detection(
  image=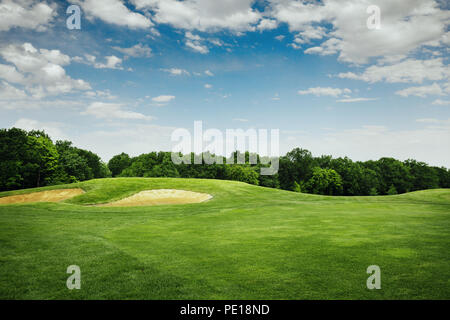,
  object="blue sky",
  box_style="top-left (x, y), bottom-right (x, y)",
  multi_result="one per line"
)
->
top-left (0, 0), bottom-right (449, 166)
